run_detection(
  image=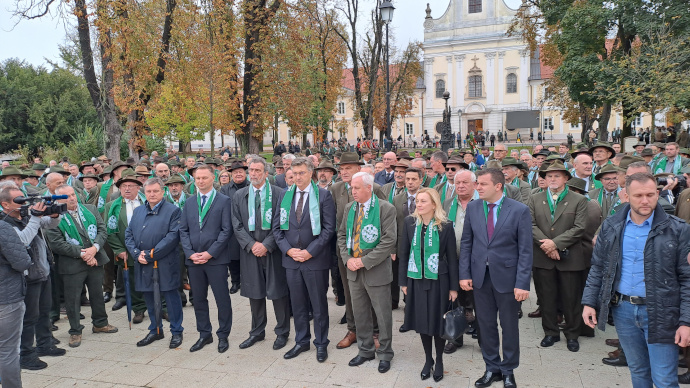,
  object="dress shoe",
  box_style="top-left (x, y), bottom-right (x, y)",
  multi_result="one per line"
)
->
top-left (182, 283), bottom-right (191, 291)
top-left (132, 311), bottom-right (145, 324)
top-left (239, 334), bottom-right (265, 349)
top-left (284, 344), bottom-right (310, 359)
top-left (112, 300), bottom-right (125, 311)
top-left (103, 292), bottom-right (112, 303)
top-left (540, 335), bottom-right (560, 347)
top-left (218, 338), bottom-right (229, 353)
top-left (444, 337), bottom-right (463, 354)
top-left (93, 324), bottom-right (118, 334)
top-left (605, 338), bottom-right (620, 347)
top-left (608, 349), bottom-right (621, 358)
top-left (137, 331), bottom-right (164, 347)
top-left (316, 346), bottom-right (328, 362)
top-left (37, 346), bottom-right (66, 357)
top-left (679, 371), bottom-right (690, 384)
top-left (421, 360), bottom-right (434, 380)
top-left (336, 331), bottom-right (357, 349)
top-left (474, 371), bottom-right (503, 388)
top-left (81, 299), bottom-right (90, 306)
top-left (567, 339), bottom-right (580, 352)
top-left (189, 336), bottom-right (213, 352)
top-left (348, 354), bottom-right (375, 366)
top-left (20, 358), bottom-right (48, 370)
top-left (79, 313), bottom-right (85, 319)
top-left (503, 373), bottom-right (517, 388)
top-left (392, 302), bottom-right (399, 310)
top-left (399, 325), bottom-right (410, 333)
top-left (518, 308), bottom-right (523, 319)
top-left (52, 337), bottom-right (60, 345)
top-left (335, 296), bottom-right (345, 307)
top-left (602, 355), bottom-right (628, 367)
top-left (273, 335), bottom-right (288, 350)
top-left (373, 333), bottom-right (380, 349)
top-left (339, 313), bottom-right (347, 324)
top-left (230, 283), bottom-right (241, 294)
top-left (51, 324), bottom-right (58, 332)
top-left (527, 307), bottom-right (541, 318)
top-left (433, 362), bottom-right (444, 382)
top-left (169, 334), bottom-right (183, 349)
top-left (378, 360), bottom-right (391, 373)
top-left (69, 334), bottom-right (82, 348)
